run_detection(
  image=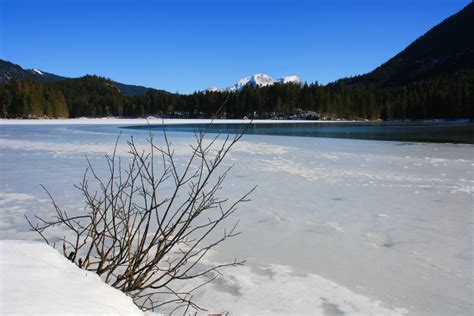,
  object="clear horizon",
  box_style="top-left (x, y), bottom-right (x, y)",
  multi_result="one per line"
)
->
top-left (1, 0), bottom-right (469, 93)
